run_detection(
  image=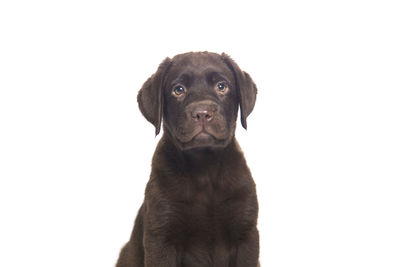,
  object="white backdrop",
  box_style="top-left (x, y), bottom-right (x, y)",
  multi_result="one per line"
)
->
top-left (1, 0), bottom-right (399, 266)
